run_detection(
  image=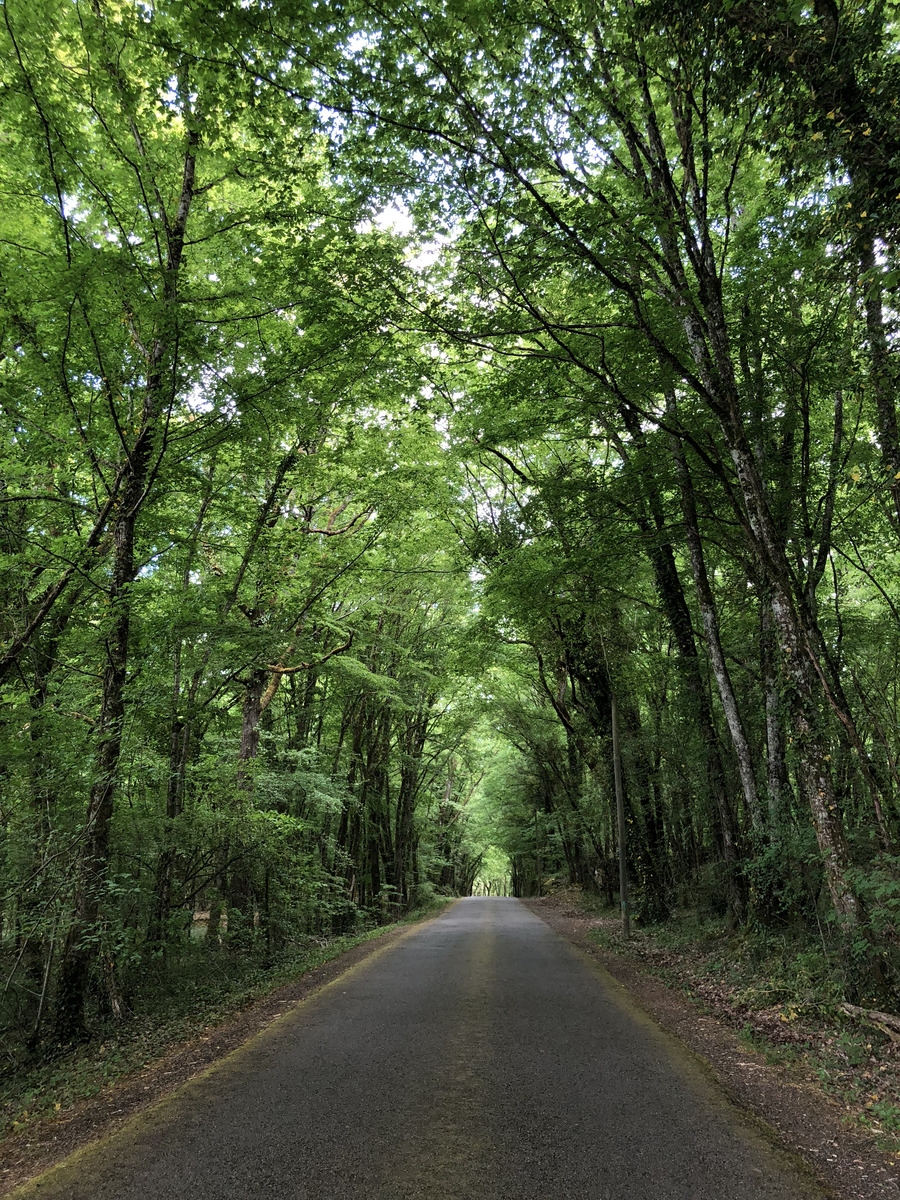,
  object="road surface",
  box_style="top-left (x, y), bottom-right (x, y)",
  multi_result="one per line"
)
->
top-left (18, 898), bottom-right (827, 1199)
